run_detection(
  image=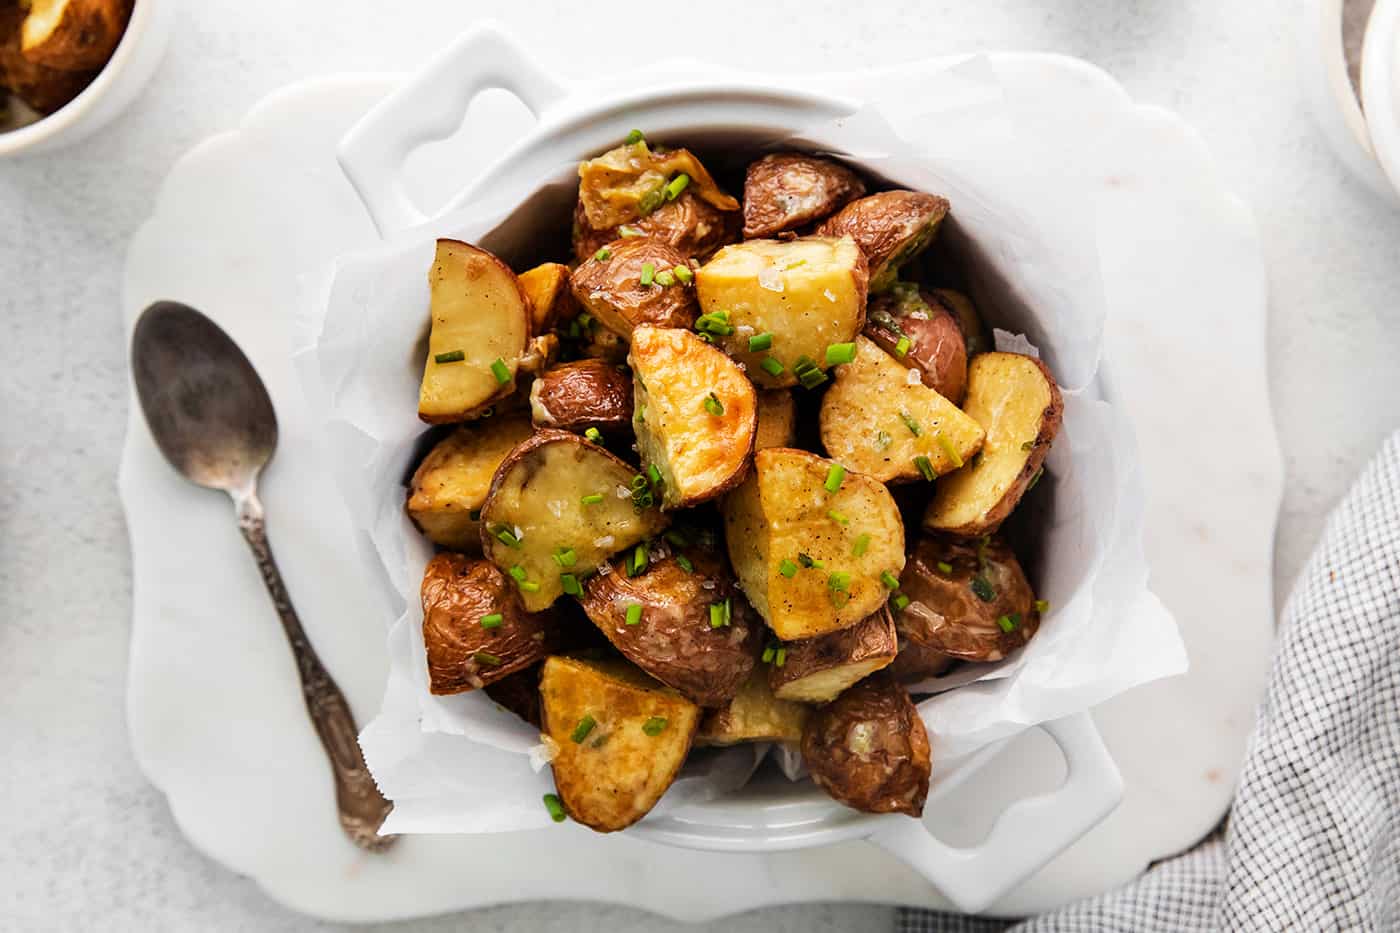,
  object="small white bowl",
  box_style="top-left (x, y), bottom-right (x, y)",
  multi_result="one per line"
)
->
top-left (0, 0), bottom-right (174, 157)
top-left (1362, 0), bottom-right (1400, 195)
